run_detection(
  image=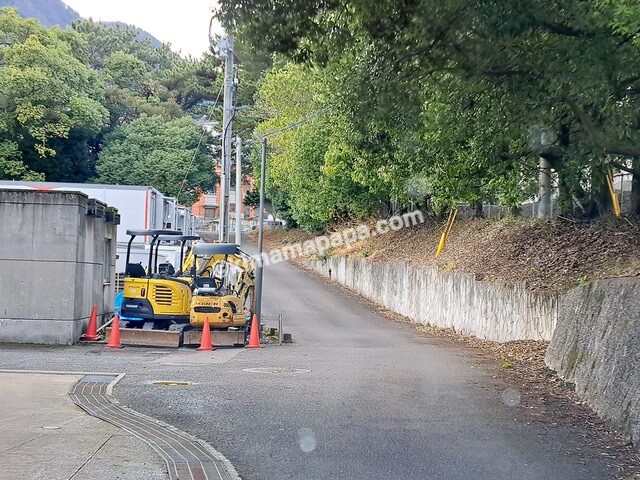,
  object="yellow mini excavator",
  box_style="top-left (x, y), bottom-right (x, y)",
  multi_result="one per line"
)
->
top-left (117, 229), bottom-right (198, 347)
top-left (182, 242), bottom-right (256, 347)
top-left (121, 230), bottom-right (197, 327)
top-left (114, 231), bottom-right (255, 348)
